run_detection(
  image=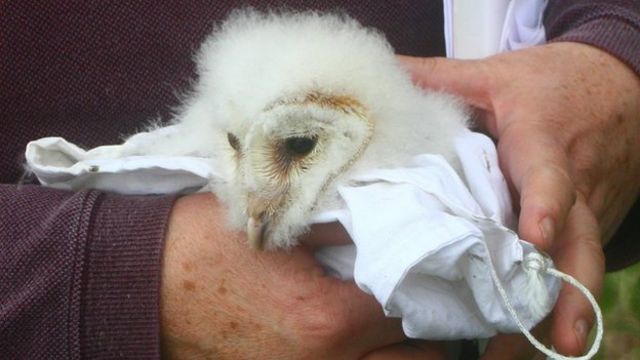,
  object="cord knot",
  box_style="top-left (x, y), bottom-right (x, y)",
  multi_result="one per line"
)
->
top-left (523, 252), bottom-right (547, 273)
